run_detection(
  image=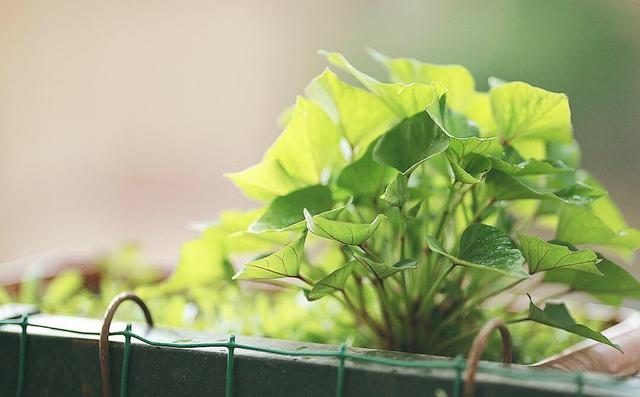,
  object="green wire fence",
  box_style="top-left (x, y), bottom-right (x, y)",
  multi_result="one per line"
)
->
top-left (0, 315), bottom-right (637, 397)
